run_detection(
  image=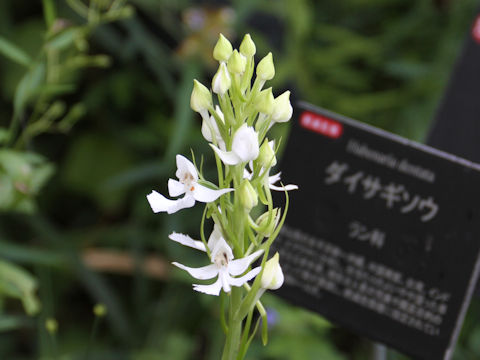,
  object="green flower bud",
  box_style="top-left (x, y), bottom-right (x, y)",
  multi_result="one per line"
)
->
top-left (256, 208), bottom-right (280, 237)
top-left (190, 79), bottom-right (212, 112)
top-left (239, 179), bottom-right (258, 210)
top-left (212, 62), bottom-right (232, 95)
top-left (272, 91), bottom-right (293, 123)
top-left (45, 318), bottom-right (58, 334)
top-left (256, 52), bottom-right (275, 81)
top-left (258, 140), bottom-right (277, 168)
top-left (261, 252), bottom-right (284, 290)
top-left (239, 34), bottom-right (256, 57)
top-left (213, 33), bottom-right (233, 62)
top-left (254, 88), bottom-right (274, 115)
top-left (93, 303), bottom-right (107, 317)
top-left (227, 50), bottom-right (246, 74)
